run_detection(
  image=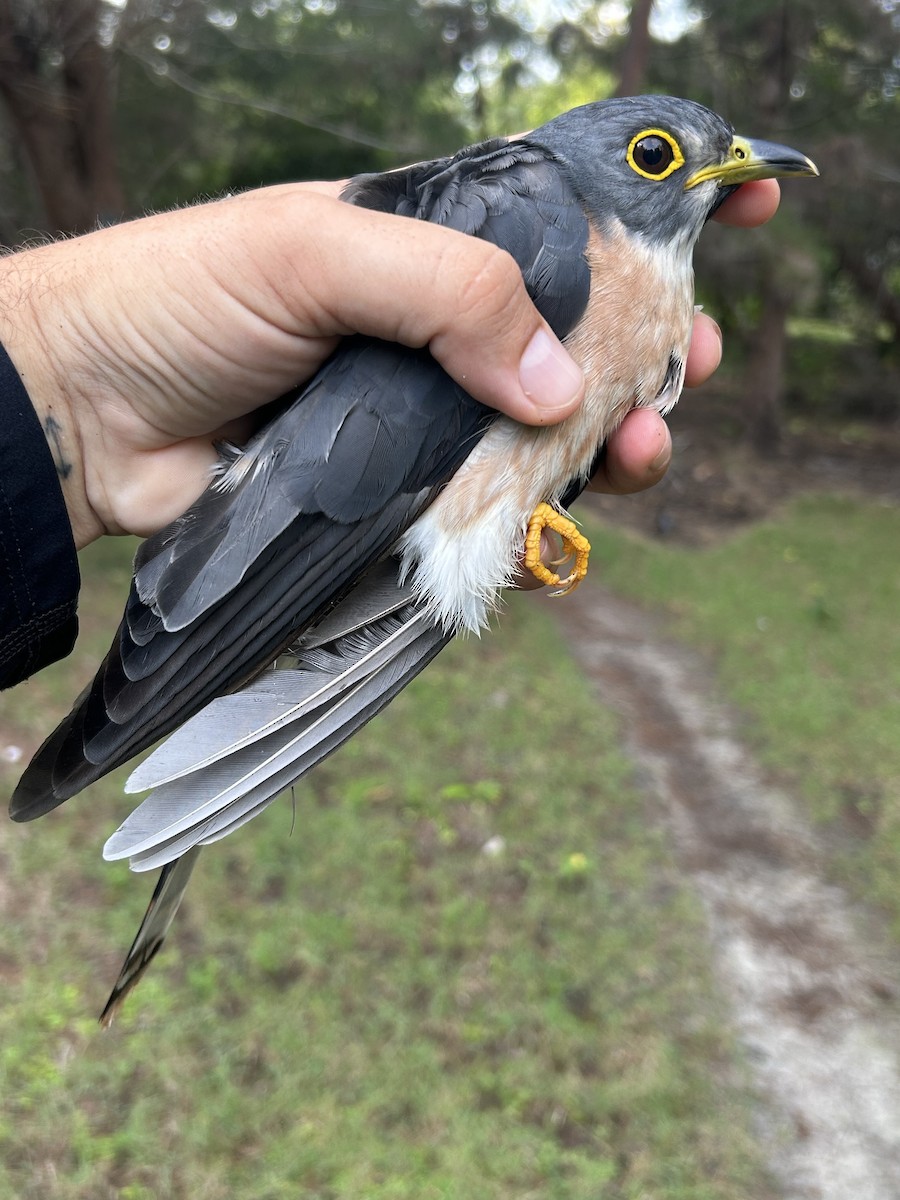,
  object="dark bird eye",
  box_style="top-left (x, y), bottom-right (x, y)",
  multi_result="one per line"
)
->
top-left (627, 129), bottom-right (685, 181)
top-left (634, 136), bottom-right (671, 173)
